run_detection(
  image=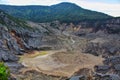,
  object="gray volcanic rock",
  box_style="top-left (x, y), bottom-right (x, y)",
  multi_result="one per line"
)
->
top-left (84, 34), bottom-right (120, 57)
top-left (104, 56), bottom-right (120, 65)
top-left (0, 25), bottom-right (20, 61)
top-left (0, 9), bottom-right (49, 62)
top-left (95, 56), bottom-right (120, 77)
top-left (94, 73), bottom-right (120, 80)
top-left (78, 17), bottom-right (120, 34)
top-left (114, 64), bottom-right (120, 71)
top-left (105, 18), bottom-right (120, 34)
top-left (0, 24), bottom-right (45, 62)
top-left (5, 62), bottom-right (23, 74)
top-left (68, 75), bottom-right (85, 80)
top-left (15, 30), bottom-right (43, 50)
top-left (94, 65), bottom-right (110, 74)
top-left (0, 49), bottom-right (18, 61)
